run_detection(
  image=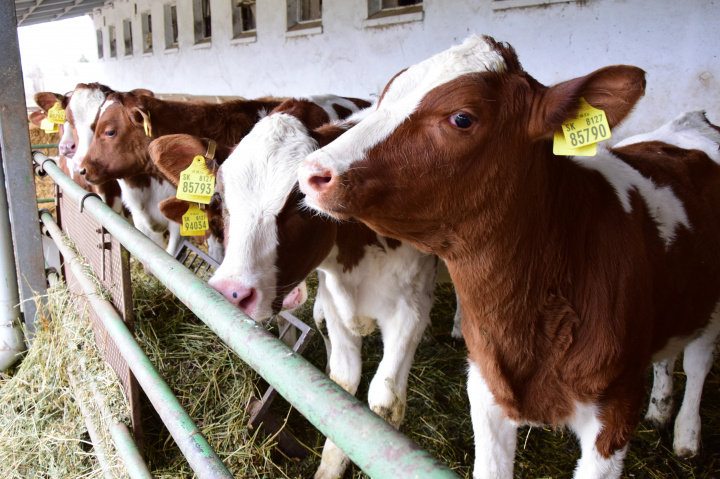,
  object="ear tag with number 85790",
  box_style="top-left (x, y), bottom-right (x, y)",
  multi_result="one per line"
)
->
top-left (176, 156), bottom-right (215, 204)
top-left (181, 204), bottom-right (209, 236)
top-left (560, 98), bottom-right (611, 151)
